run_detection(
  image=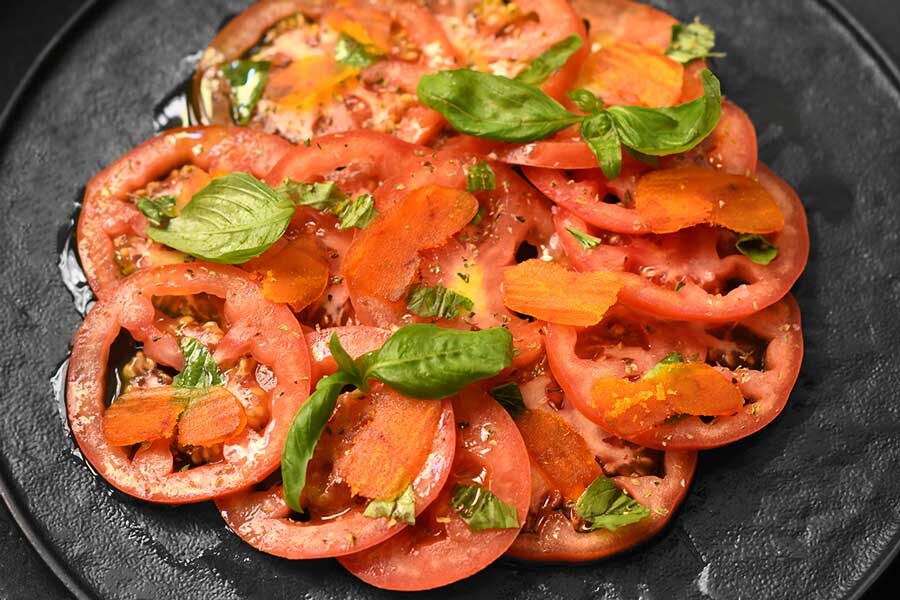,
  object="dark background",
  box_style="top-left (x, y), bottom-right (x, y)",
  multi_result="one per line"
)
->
top-left (1, 1), bottom-right (898, 598)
